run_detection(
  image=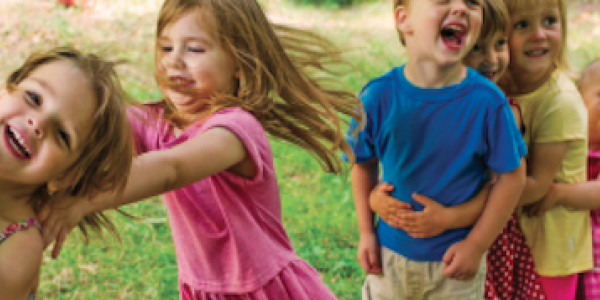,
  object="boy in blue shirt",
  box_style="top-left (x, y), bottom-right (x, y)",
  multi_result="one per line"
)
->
top-left (348, 0), bottom-right (527, 298)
